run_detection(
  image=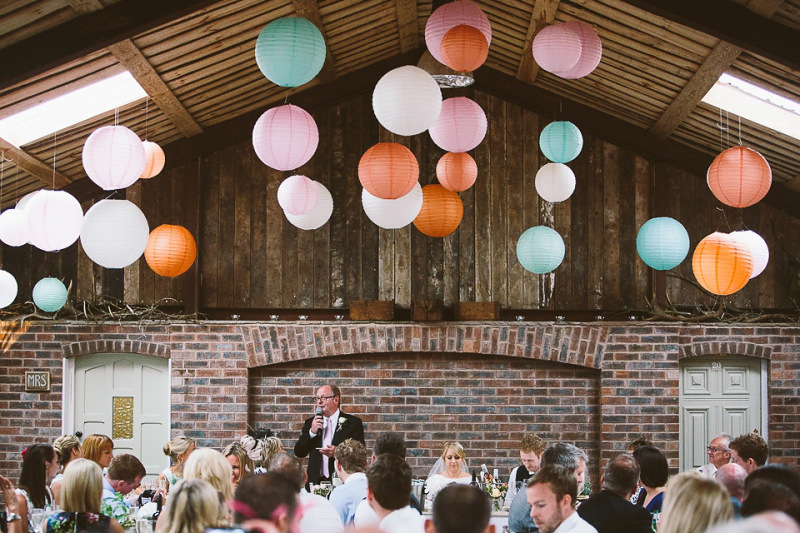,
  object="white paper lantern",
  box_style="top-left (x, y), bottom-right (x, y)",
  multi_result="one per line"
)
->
top-left (362, 182), bottom-right (423, 229)
top-left (32, 277), bottom-right (67, 312)
top-left (16, 190), bottom-right (42, 210)
top-left (80, 199), bottom-right (150, 269)
top-left (277, 175), bottom-right (318, 216)
top-left (731, 230), bottom-right (769, 279)
top-left (428, 96), bottom-right (487, 152)
top-left (82, 125), bottom-right (146, 190)
top-left (26, 190), bottom-right (84, 252)
top-left (535, 163), bottom-right (576, 203)
top-left (372, 66), bottom-right (442, 136)
top-left (284, 182), bottom-right (333, 230)
top-left (0, 209), bottom-right (30, 246)
top-left (0, 270), bottom-right (18, 309)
